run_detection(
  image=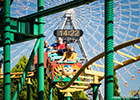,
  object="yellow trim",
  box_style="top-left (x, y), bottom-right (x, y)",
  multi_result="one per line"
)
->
top-left (74, 81), bottom-right (92, 84)
top-left (64, 92), bottom-right (72, 97)
top-left (113, 60), bottom-right (124, 65)
top-left (60, 88), bottom-right (84, 92)
top-left (0, 72), bottom-right (34, 75)
top-left (70, 85), bottom-right (89, 89)
top-left (116, 50), bottom-right (137, 60)
top-left (27, 78), bottom-right (32, 85)
top-left (84, 69), bottom-right (104, 77)
top-left (133, 44), bottom-right (140, 50)
top-left (92, 63), bottom-right (104, 68)
top-left (93, 75), bottom-right (98, 83)
top-left (79, 76), bottom-right (93, 79)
